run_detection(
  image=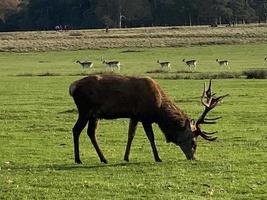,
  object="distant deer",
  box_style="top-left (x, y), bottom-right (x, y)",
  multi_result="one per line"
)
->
top-left (216, 59), bottom-right (229, 69)
top-left (69, 75), bottom-right (228, 164)
top-left (157, 60), bottom-right (171, 70)
top-left (103, 60), bottom-right (121, 71)
top-left (101, 56), bottom-right (120, 71)
top-left (264, 57), bottom-right (267, 63)
top-left (182, 59), bottom-right (197, 70)
top-left (76, 60), bottom-right (93, 68)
